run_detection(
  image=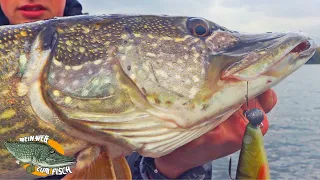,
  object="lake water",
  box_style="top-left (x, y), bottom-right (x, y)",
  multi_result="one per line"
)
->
top-left (212, 65), bottom-right (320, 179)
